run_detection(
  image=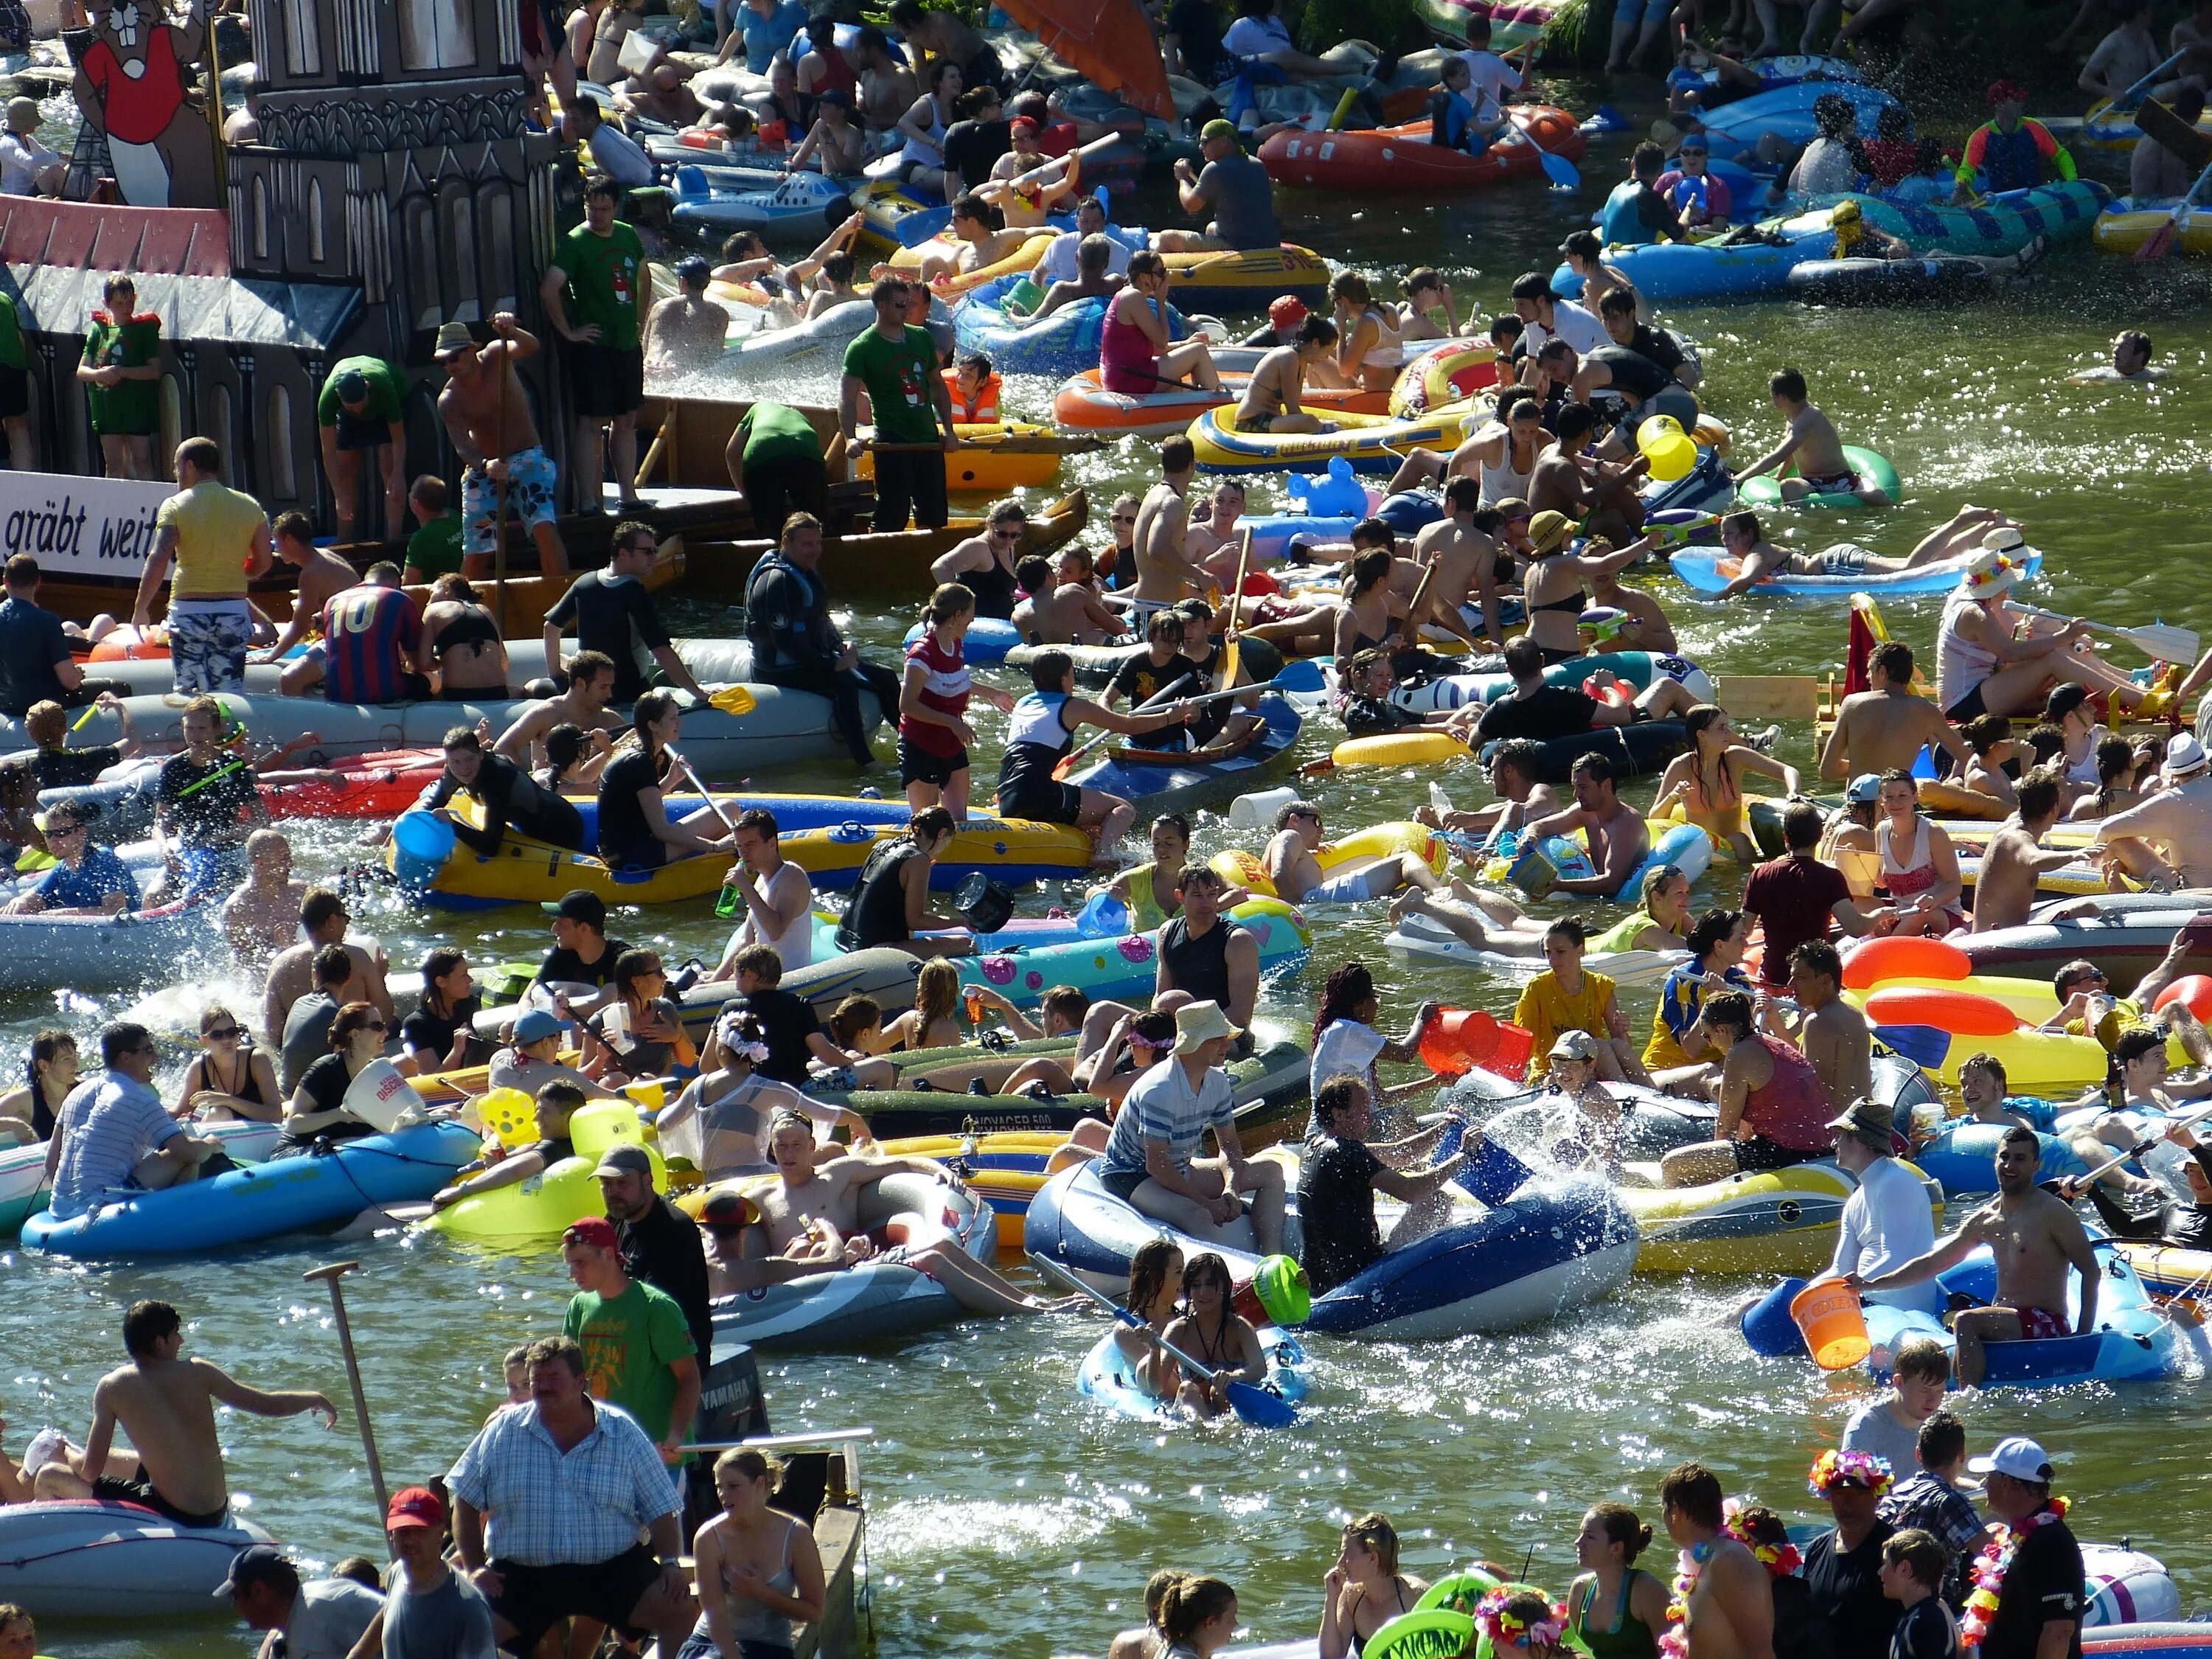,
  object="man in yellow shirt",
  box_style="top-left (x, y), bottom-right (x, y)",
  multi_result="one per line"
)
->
top-left (131, 437), bottom-right (274, 695)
